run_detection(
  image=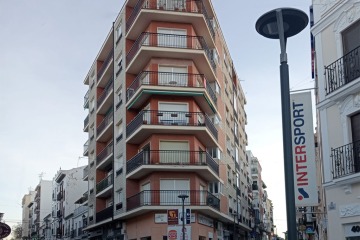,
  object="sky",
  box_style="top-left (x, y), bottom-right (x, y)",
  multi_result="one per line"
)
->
top-left (0, 0), bottom-right (312, 238)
